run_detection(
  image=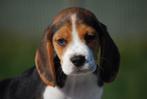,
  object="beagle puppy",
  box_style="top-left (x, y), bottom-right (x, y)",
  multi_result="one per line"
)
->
top-left (0, 7), bottom-right (120, 99)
